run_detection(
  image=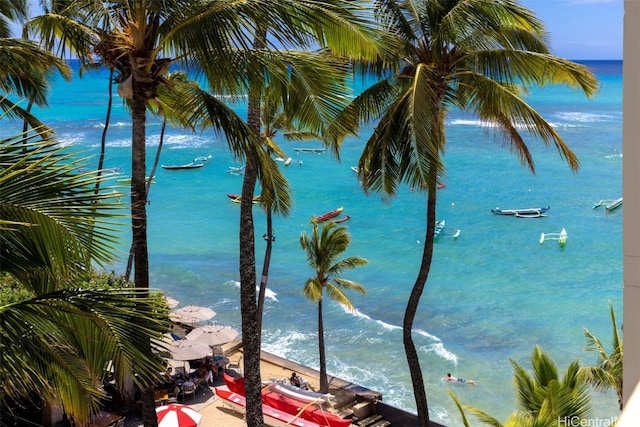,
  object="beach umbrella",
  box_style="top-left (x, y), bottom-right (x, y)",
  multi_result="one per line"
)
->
top-left (156, 403), bottom-right (202, 427)
top-left (169, 339), bottom-right (212, 361)
top-left (170, 305), bottom-right (216, 326)
top-left (165, 296), bottom-right (180, 309)
top-left (185, 324), bottom-right (239, 346)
